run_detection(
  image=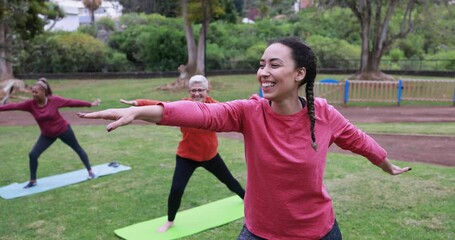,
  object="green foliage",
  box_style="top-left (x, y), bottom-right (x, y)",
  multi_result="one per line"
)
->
top-left (188, 0), bottom-right (225, 23)
top-left (425, 50), bottom-right (455, 71)
top-left (239, 42), bottom-right (267, 69)
top-left (6, 0), bottom-right (48, 40)
top-left (253, 18), bottom-right (294, 40)
top-left (9, 4), bottom-right (455, 74)
top-left (96, 17), bottom-right (116, 31)
top-left (290, 7), bottom-right (360, 44)
top-left (104, 49), bottom-right (134, 72)
top-left (388, 48), bottom-right (405, 62)
top-left (217, 0), bottom-right (239, 23)
top-left (137, 26), bottom-right (187, 71)
top-left (109, 14), bottom-right (186, 71)
top-left (206, 43), bottom-right (227, 70)
top-left (118, 12), bottom-right (183, 29)
top-left (16, 32), bottom-right (115, 73)
top-left (77, 25), bottom-right (97, 37)
top-left (412, 4), bottom-right (455, 54)
top-left (50, 32), bottom-right (109, 72)
top-left (395, 34), bottom-right (426, 59)
top-left (306, 35), bottom-right (361, 69)
top-left (119, 0), bottom-right (179, 16)
top-left (1, 0), bottom-right (61, 73)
